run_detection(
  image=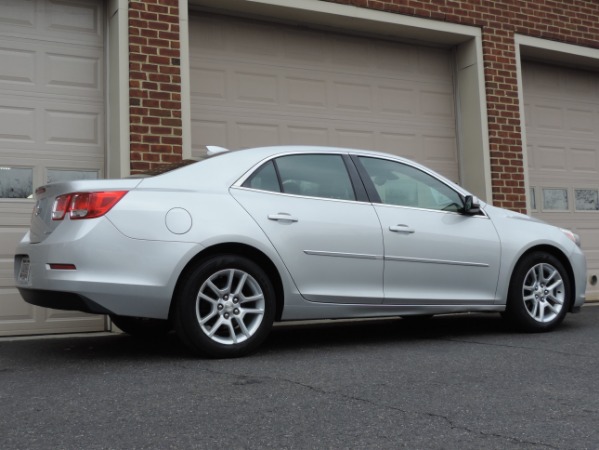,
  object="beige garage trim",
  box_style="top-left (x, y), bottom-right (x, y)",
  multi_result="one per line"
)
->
top-left (521, 61), bottom-right (599, 299)
top-left (189, 13), bottom-right (460, 182)
top-left (0, 0), bottom-right (106, 335)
